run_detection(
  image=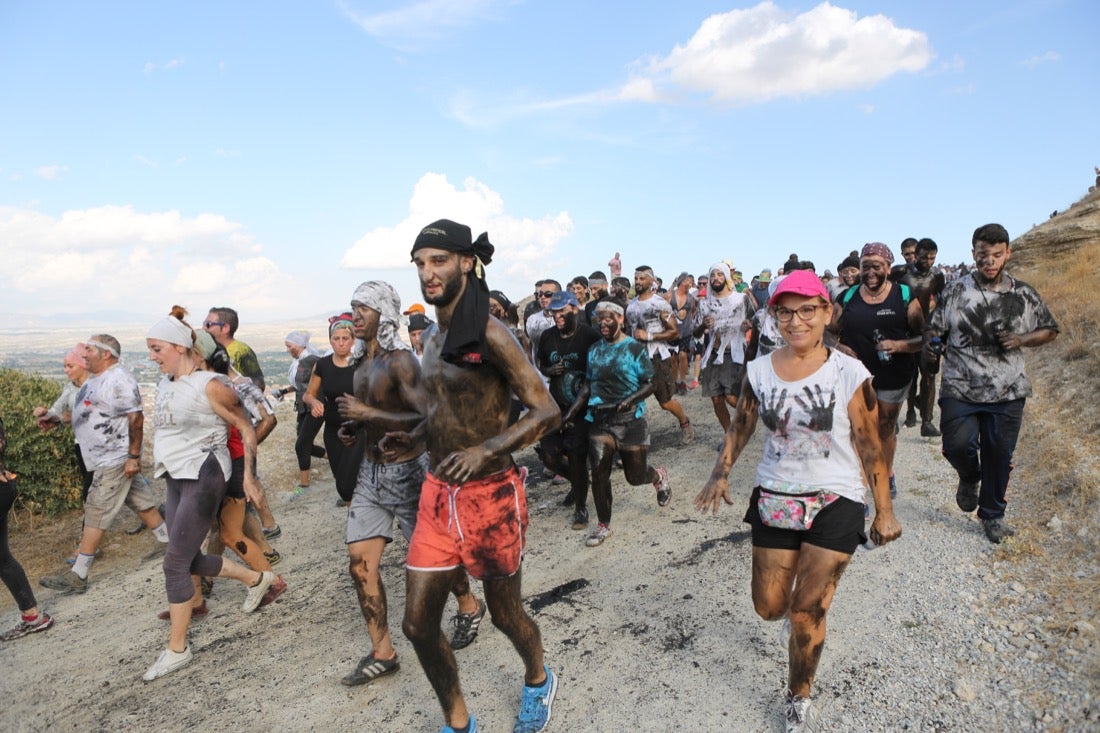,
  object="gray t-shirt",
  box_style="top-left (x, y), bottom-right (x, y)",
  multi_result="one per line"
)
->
top-left (71, 364), bottom-right (143, 470)
top-left (928, 273), bottom-right (1058, 403)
